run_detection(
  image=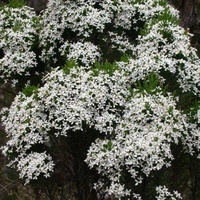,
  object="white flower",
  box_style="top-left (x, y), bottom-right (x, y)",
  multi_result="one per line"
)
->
top-left (156, 185), bottom-right (182, 200)
top-left (1, 0), bottom-right (199, 198)
top-left (86, 90), bottom-right (188, 198)
top-left (60, 41), bottom-right (101, 67)
top-left (197, 109), bottom-right (200, 124)
top-left (0, 6), bottom-right (38, 84)
top-left (16, 152), bottom-right (54, 184)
